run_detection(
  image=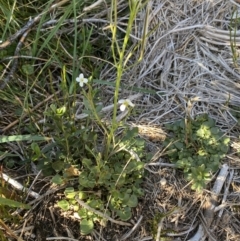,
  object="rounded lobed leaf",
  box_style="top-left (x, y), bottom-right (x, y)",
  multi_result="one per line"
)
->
top-left (57, 200), bottom-right (70, 211)
top-left (80, 219), bottom-right (94, 235)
